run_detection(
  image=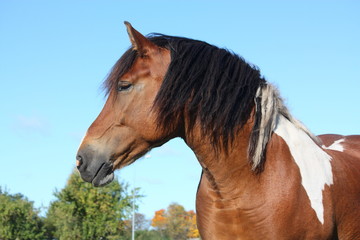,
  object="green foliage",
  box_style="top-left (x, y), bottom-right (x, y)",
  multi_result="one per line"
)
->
top-left (1, 174), bottom-right (198, 240)
top-left (119, 229), bottom-right (170, 240)
top-left (121, 213), bottom-right (170, 240)
top-left (135, 230), bottom-right (171, 240)
top-left (45, 170), bottom-right (140, 240)
top-left (0, 188), bottom-right (45, 240)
